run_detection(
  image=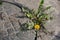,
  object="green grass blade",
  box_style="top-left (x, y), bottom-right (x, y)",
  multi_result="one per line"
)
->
top-left (45, 6), bottom-right (51, 10)
top-left (0, 0), bottom-right (2, 5)
top-left (37, 0), bottom-right (44, 14)
top-left (40, 0), bottom-right (44, 5)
